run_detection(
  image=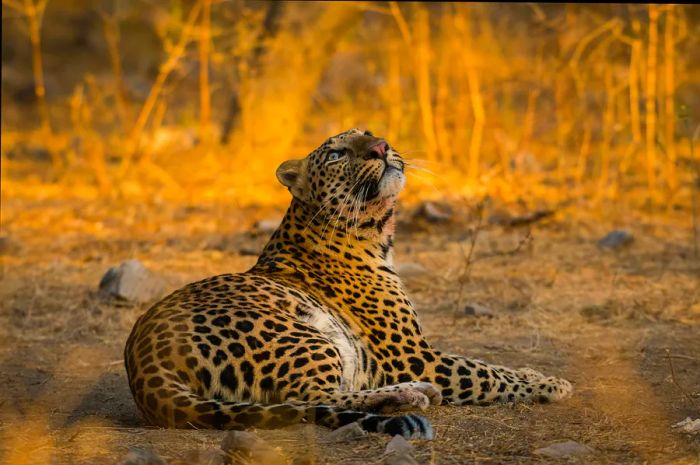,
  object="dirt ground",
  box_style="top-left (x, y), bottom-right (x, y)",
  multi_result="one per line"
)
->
top-left (1, 193), bottom-right (699, 465)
